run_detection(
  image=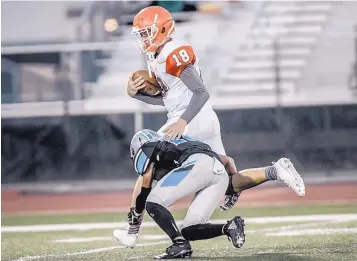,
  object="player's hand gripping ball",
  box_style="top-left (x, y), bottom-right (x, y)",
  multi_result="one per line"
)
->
top-left (128, 70), bottom-right (161, 97)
